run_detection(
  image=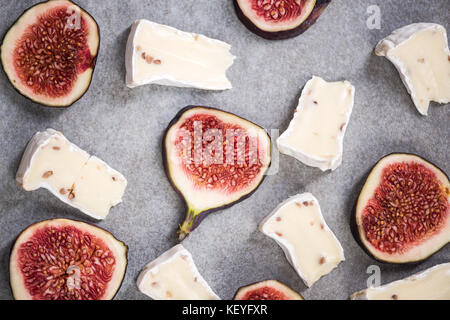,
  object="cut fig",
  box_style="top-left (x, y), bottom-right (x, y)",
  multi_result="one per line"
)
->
top-left (233, 280), bottom-right (304, 300)
top-left (1, 0), bottom-right (100, 107)
top-left (10, 218), bottom-right (128, 300)
top-left (233, 0), bottom-right (332, 40)
top-left (163, 106), bottom-right (271, 240)
top-left (354, 153), bottom-right (449, 263)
